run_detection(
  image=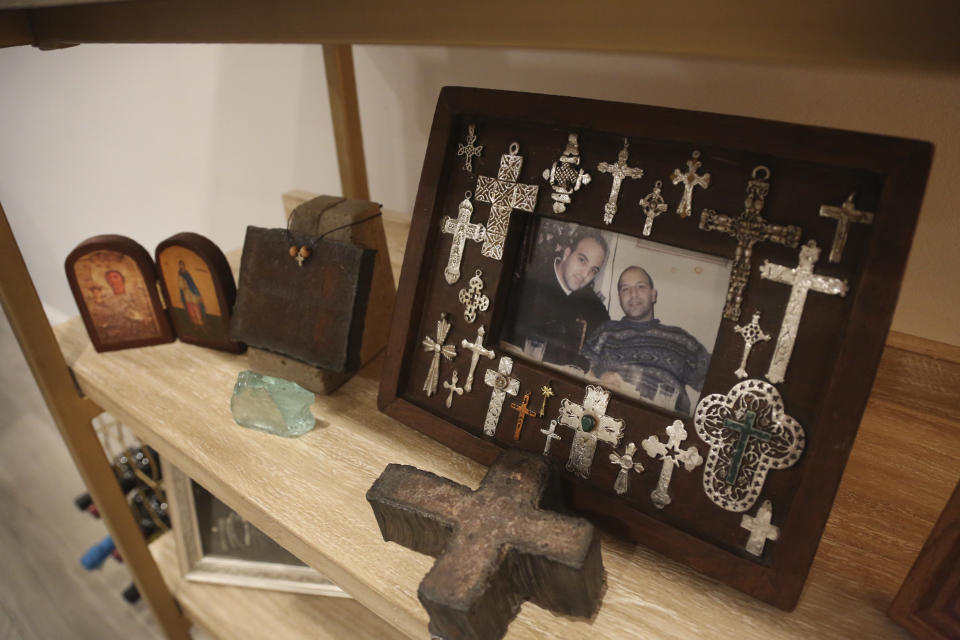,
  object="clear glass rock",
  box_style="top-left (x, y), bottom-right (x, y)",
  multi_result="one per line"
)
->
top-left (230, 370), bottom-right (316, 437)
